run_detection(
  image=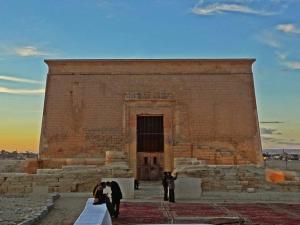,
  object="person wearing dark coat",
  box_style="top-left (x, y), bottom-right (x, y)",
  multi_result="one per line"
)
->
top-left (106, 181), bottom-right (123, 218)
top-left (134, 179), bottom-right (139, 190)
top-left (162, 172), bottom-right (169, 201)
top-left (92, 182), bottom-right (115, 217)
top-left (93, 181), bottom-right (106, 197)
top-left (168, 172), bottom-right (177, 203)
